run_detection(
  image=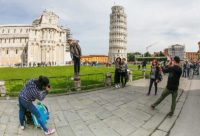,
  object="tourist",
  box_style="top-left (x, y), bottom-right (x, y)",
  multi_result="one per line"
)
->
top-left (147, 59), bottom-right (161, 96)
top-left (182, 61), bottom-right (187, 77)
top-left (138, 63), bottom-right (141, 70)
top-left (142, 60), bottom-right (147, 69)
top-left (121, 58), bottom-right (128, 87)
top-left (193, 62), bottom-right (199, 75)
top-left (68, 39), bottom-right (82, 76)
top-left (151, 56), bottom-right (182, 117)
top-left (18, 76), bottom-right (55, 135)
top-left (114, 57), bottom-right (121, 88)
top-left (186, 61), bottom-right (190, 77)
